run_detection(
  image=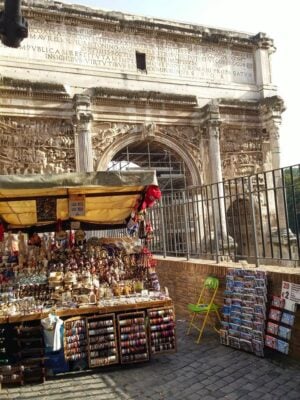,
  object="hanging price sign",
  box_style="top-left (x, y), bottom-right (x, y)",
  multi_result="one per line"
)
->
top-left (281, 281), bottom-right (300, 304)
top-left (69, 195), bottom-right (85, 217)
